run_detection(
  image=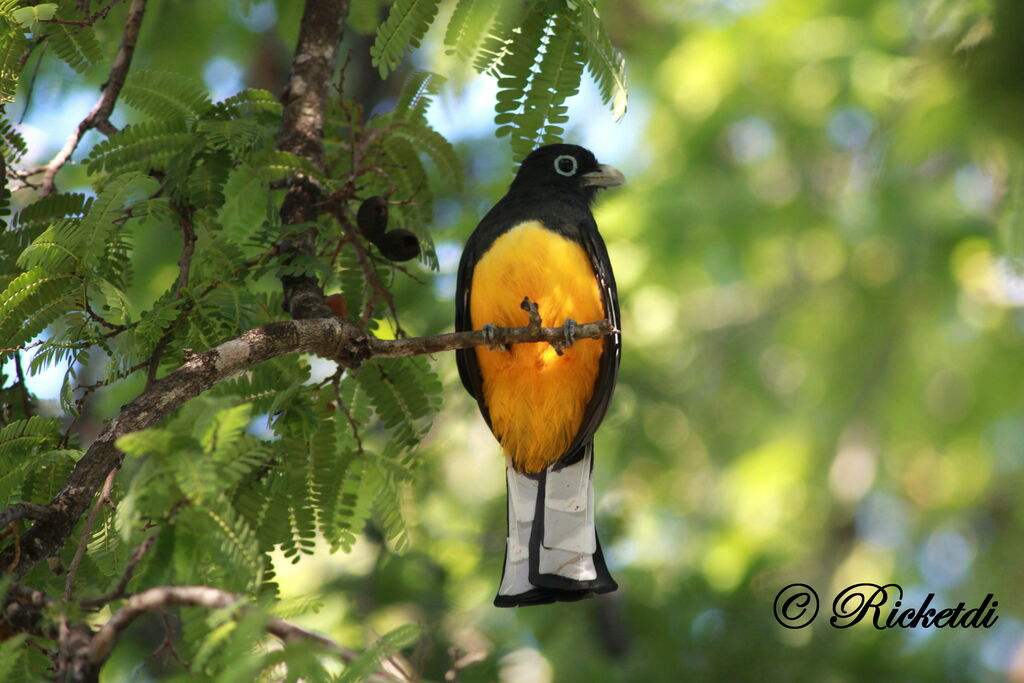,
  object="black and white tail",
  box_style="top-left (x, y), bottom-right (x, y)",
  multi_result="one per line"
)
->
top-left (494, 445), bottom-right (617, 607)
